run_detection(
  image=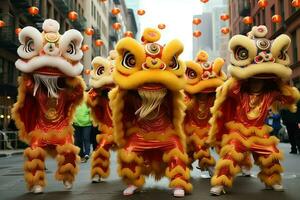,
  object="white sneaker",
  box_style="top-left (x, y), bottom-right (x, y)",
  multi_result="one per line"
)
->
top-left (207, 166), bottom-right (215, 177)
top-left (31, 185), bottom-right (43, 194)
top-left (241, 166), bottom-right (251, 177)
top-left (123, 185), bottom-right (138, 196)
top-left (92, 175), bottom-right (101, 183)
top-left (63, 181), bottom-right (73, 190)
top-left (265, 184), bottom-right (284, 192)
top-left (173, 187), bottom-right (185, 197)
top-left (210, 185), bottom-right (225, 196)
